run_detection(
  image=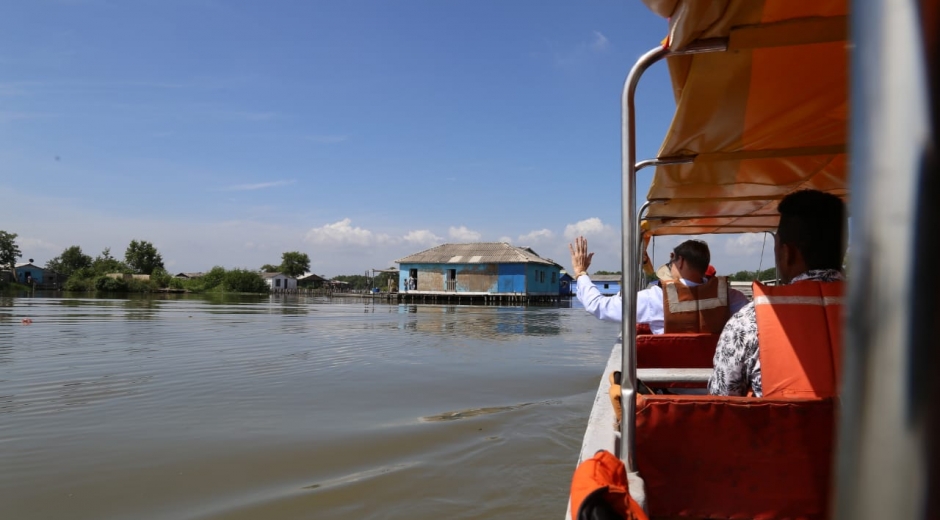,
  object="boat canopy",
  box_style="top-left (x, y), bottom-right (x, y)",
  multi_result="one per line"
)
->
top-left (641, 0), bottom-right (849, 236)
